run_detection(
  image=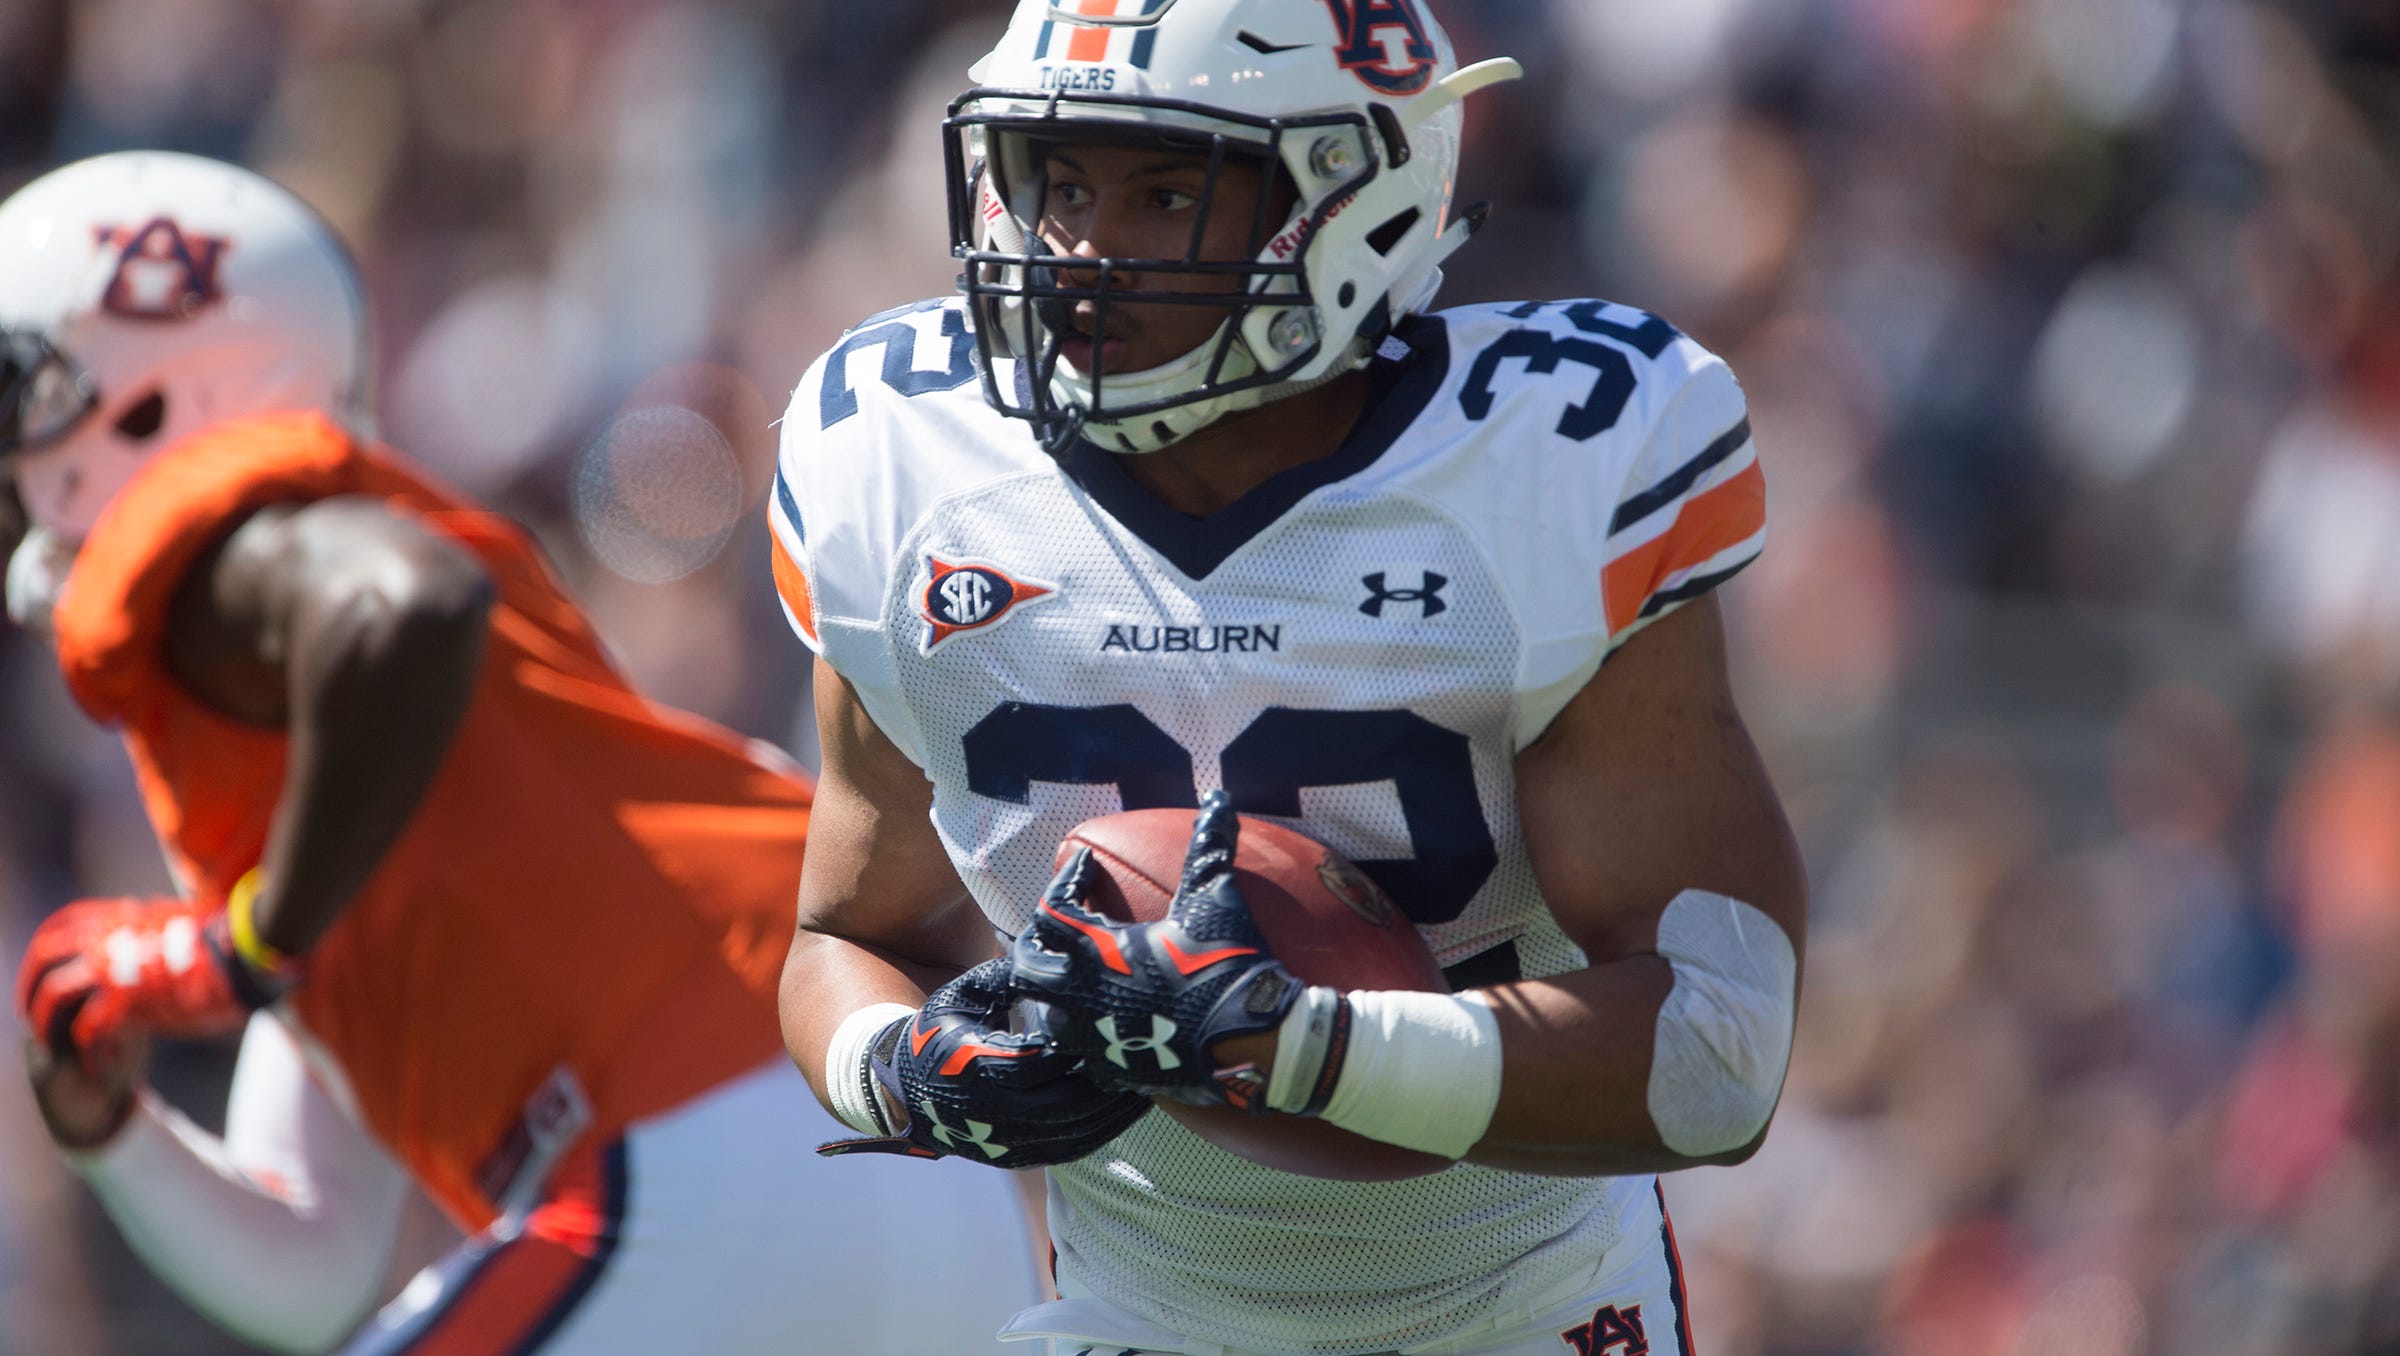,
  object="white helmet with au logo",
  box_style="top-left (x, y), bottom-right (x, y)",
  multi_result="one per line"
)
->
top-left (0, 151), bottom-right (370, 543)
top-left (948, 0), bottom-right (1520, 454)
